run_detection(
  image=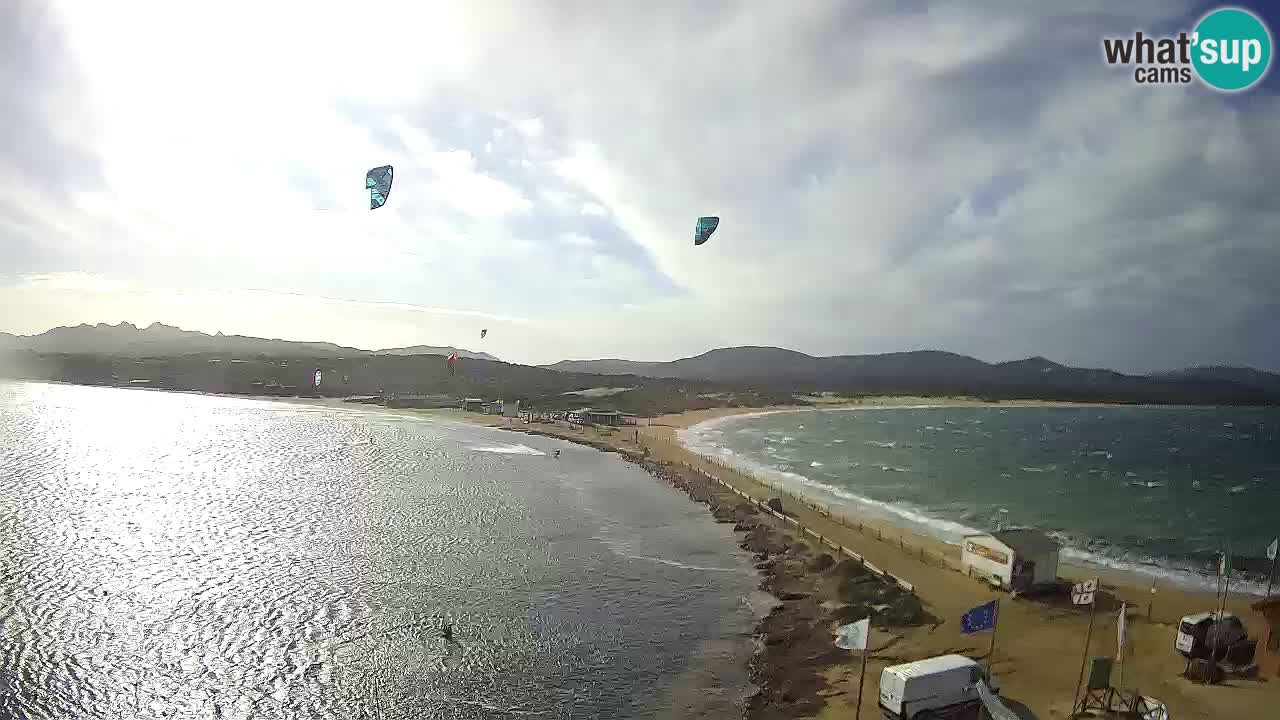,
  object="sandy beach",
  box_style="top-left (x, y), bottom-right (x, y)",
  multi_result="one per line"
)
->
top-left (466, 399), bottom-right (1279, 720)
